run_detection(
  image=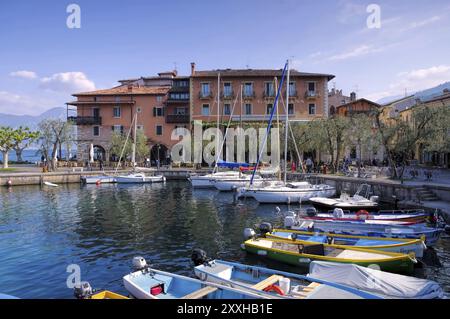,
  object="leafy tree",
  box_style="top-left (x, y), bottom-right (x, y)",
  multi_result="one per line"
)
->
top-left (0, 127), bottom-right (16, 168)
top-left (374, 104), bottom-right (439, 179)
top-left (345, 114), bottom-right (381, 176)
top-left (110, 129), bottom-right (150, 164)
top-left (421, 104), bottom-right (450, 155)
top-left (12, 126), bottom-right (40, 163)
top-left (37, 119), bottom-right (74, 171)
